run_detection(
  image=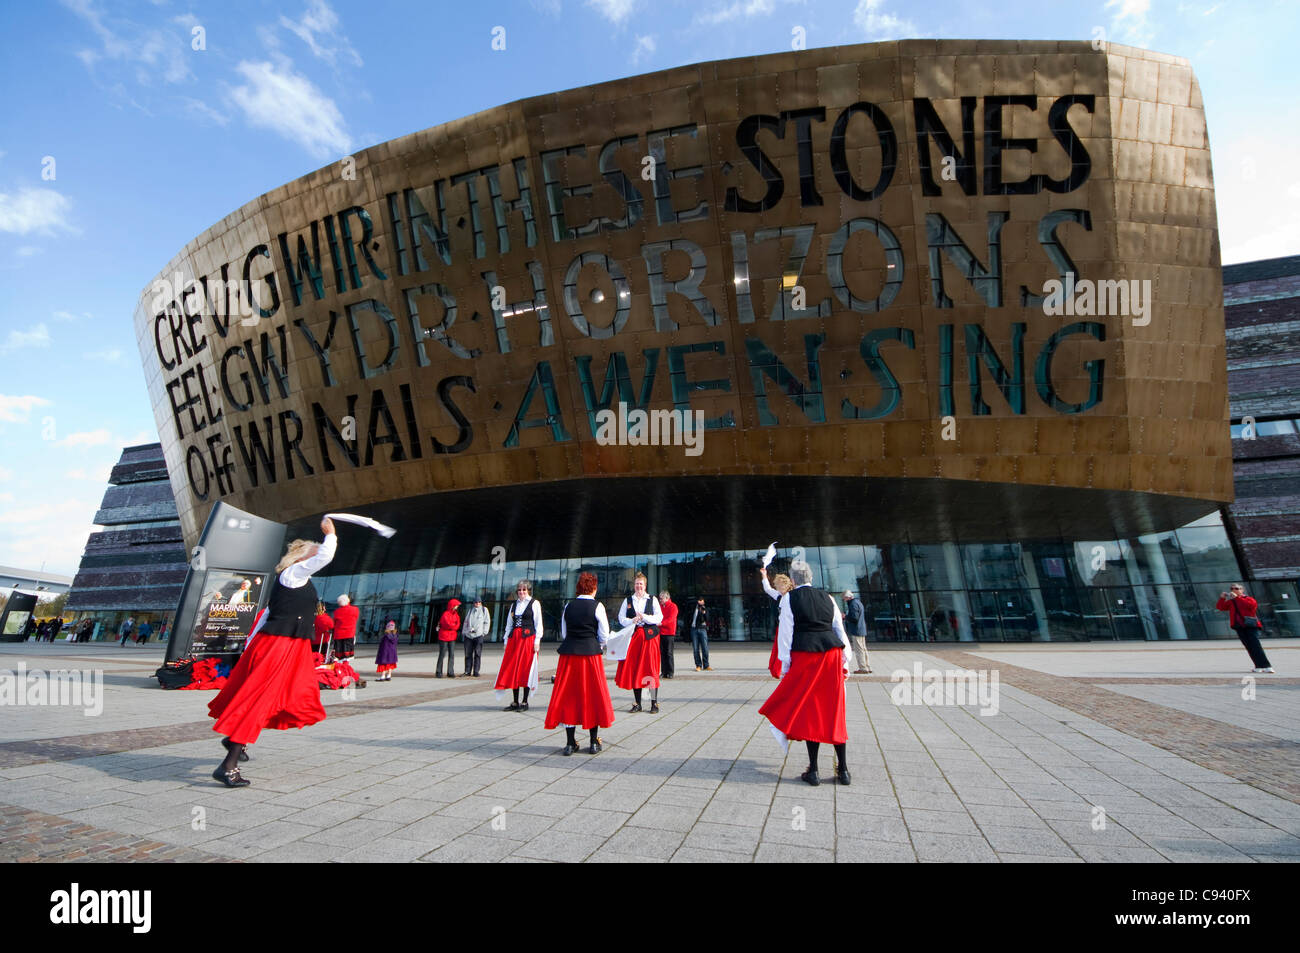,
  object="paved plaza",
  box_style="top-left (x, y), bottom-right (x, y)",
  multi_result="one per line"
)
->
top-left (2, 639), bottom-right (1298, 863)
